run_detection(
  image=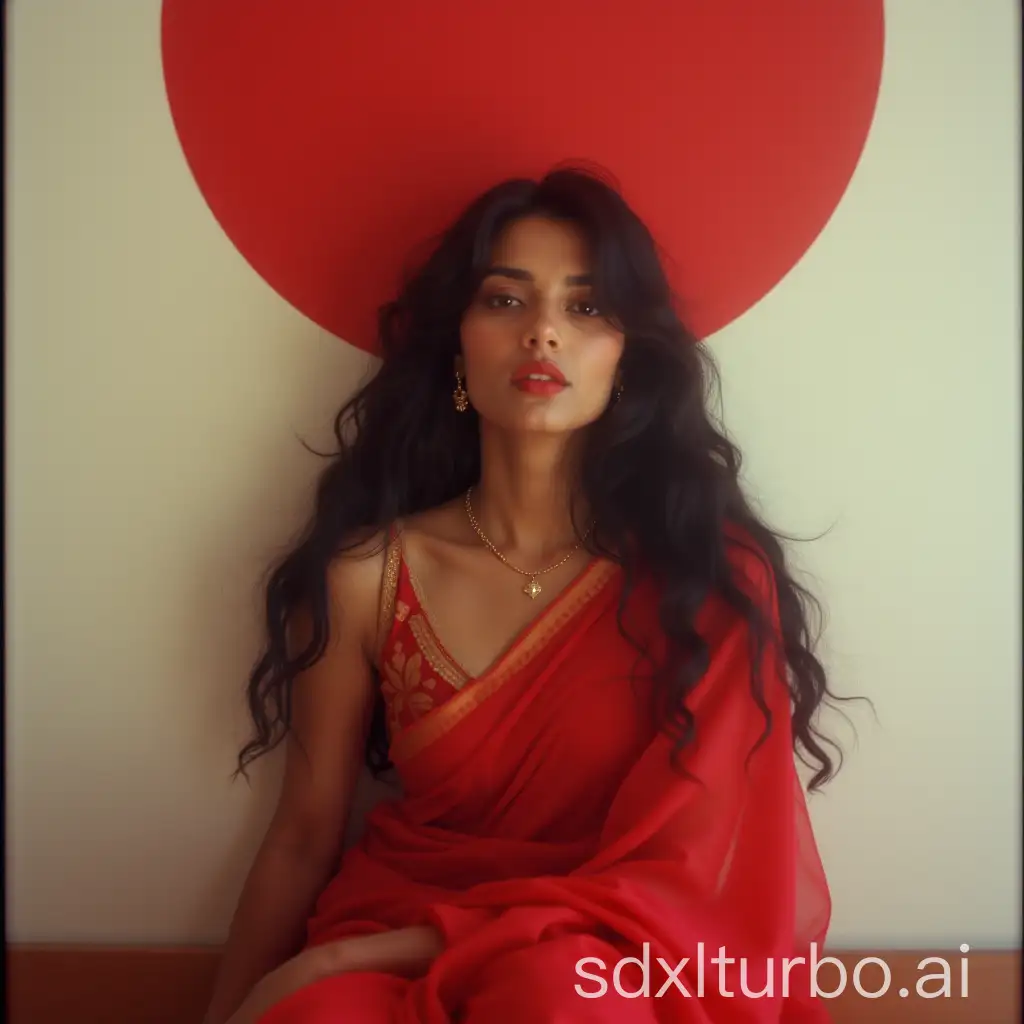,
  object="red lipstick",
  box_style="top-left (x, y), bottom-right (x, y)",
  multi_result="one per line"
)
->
top-left (511, 360), bottom-right (568, 396)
